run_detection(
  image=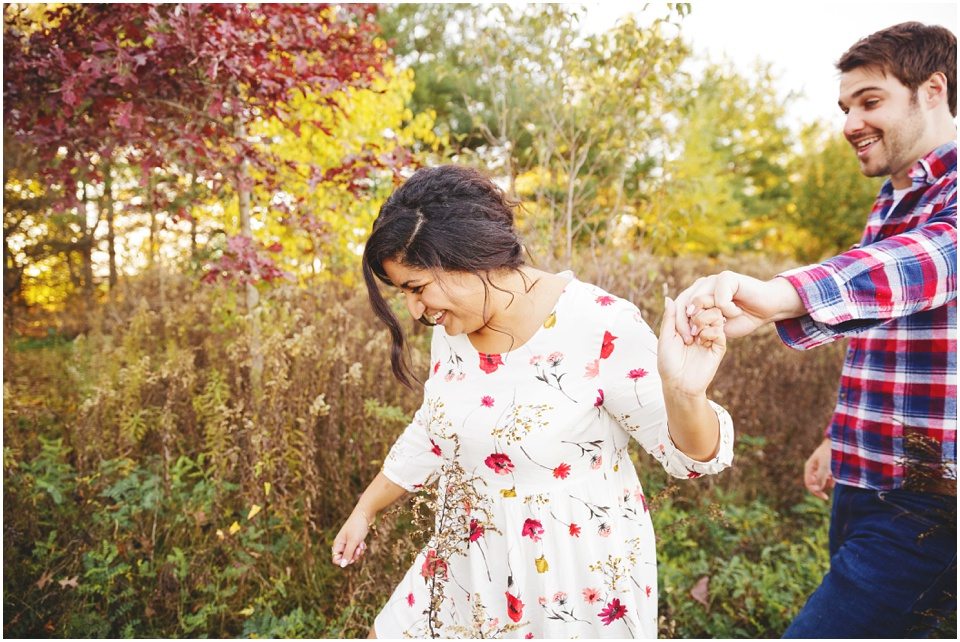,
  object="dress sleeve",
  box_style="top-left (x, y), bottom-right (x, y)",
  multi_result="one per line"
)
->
top-left (380, 331), bottom-right (445, 492)
top-left (775, 200), bottom-right (957, 350)
top-left (600, 303), bottom-right (734, 480)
